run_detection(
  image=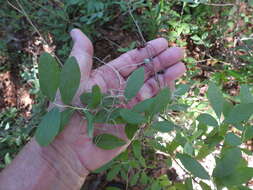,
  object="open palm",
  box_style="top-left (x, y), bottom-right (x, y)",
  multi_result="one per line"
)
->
top-left (51, 29), bottom-right (186, 172)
